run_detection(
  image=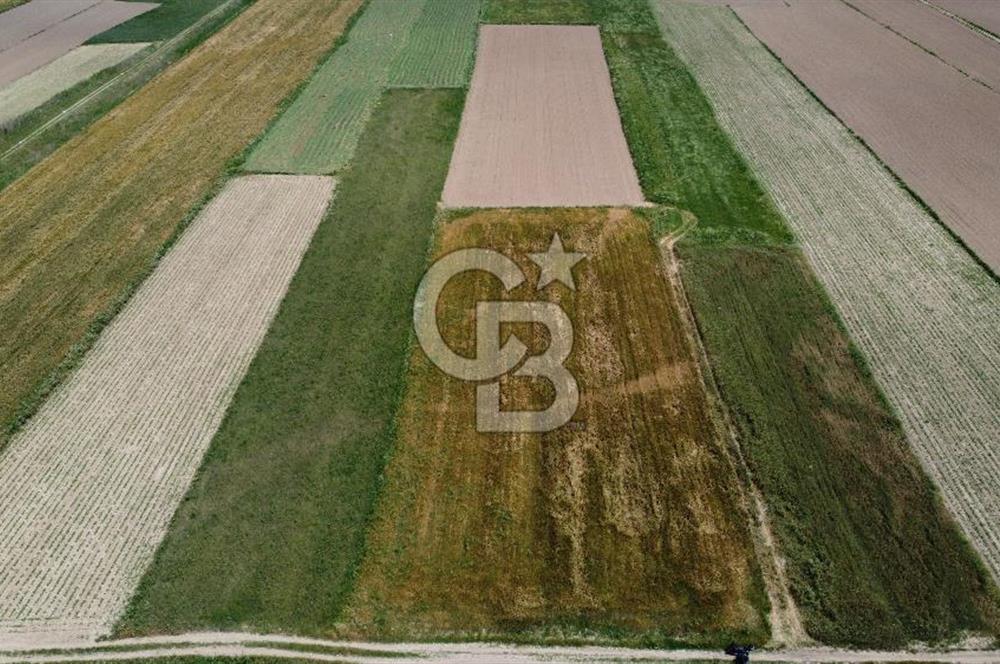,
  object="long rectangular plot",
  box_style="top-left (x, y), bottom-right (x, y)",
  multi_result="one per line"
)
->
top-left (388, 0), bottom-right (481, 88)
top-left (244, 0), bottom-right (425, 174)
top-left (442, 25), bottom-right (644, 208)
top-left (0, 42), bottom-right (148, 127)
top-left (0, 0), bottom-right (99, 52)
top-left (0, 175), bottom-right (334, 644)
top-left (735, 0), bottom-right (1000, 273)
top-left (846, 0), bottom-right (1000, 91)
top-left (656, 0), bottom-right (1000, 583)
top-left (932, 0), bottom-right (1000, 37)
top-left (0, 0), bottom-right (156, 87)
